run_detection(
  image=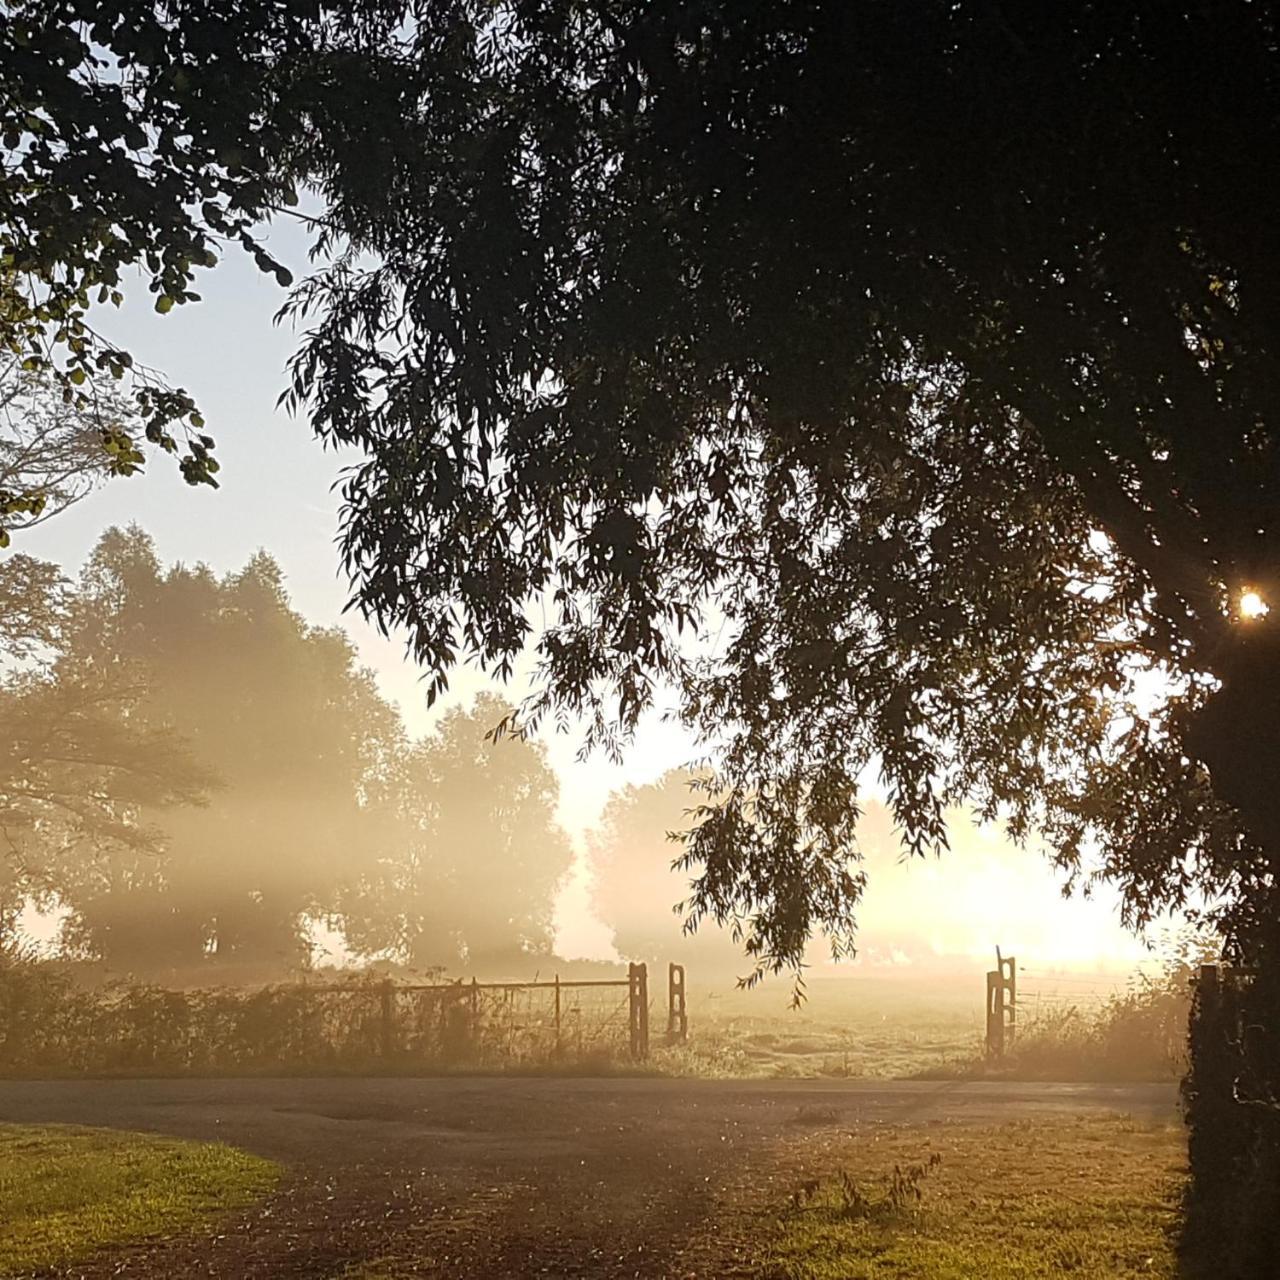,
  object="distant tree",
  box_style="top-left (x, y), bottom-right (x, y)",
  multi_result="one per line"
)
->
top-left (342, 694), bottom-right (573, 973)
top-left (589, 771), bottom-right (744, 975)
top-left (0, 539), bottom-right (210, 951)
top-left (0, 553), bottom-right (64, 660)
top-left (49, 527), bottom-right (403, 975)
